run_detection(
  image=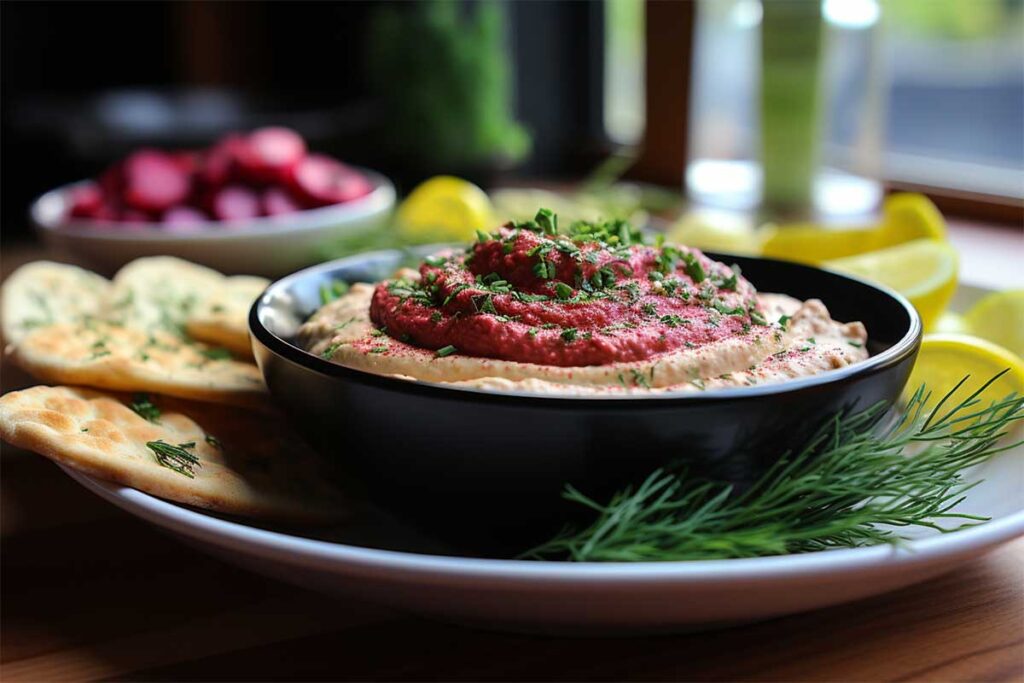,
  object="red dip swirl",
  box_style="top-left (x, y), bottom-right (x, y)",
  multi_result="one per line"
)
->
top-left (370, 213), bottom-right (768, 367)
